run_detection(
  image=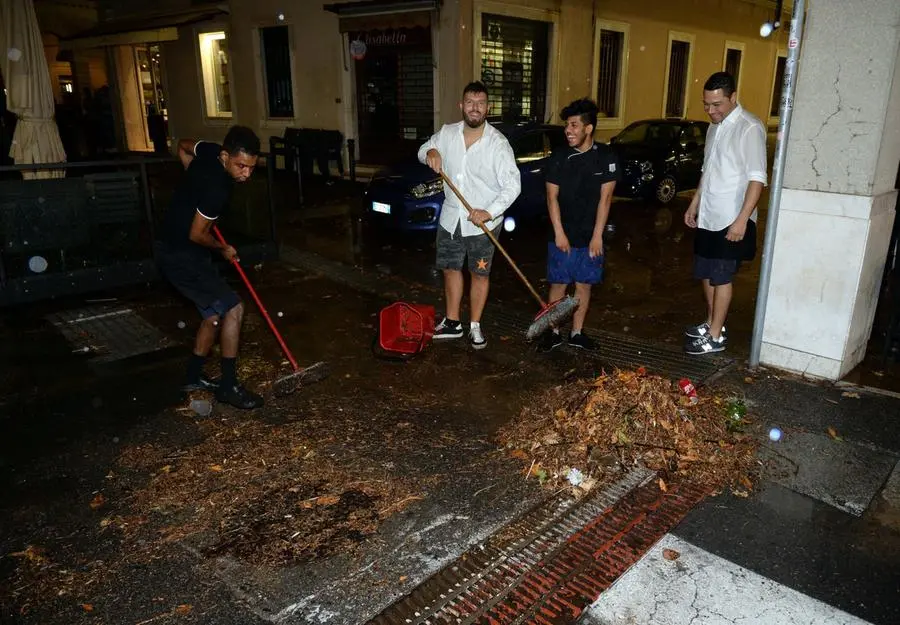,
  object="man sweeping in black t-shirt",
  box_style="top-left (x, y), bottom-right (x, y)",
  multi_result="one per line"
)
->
top-left (154, 125), bottom-right (263, 410)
